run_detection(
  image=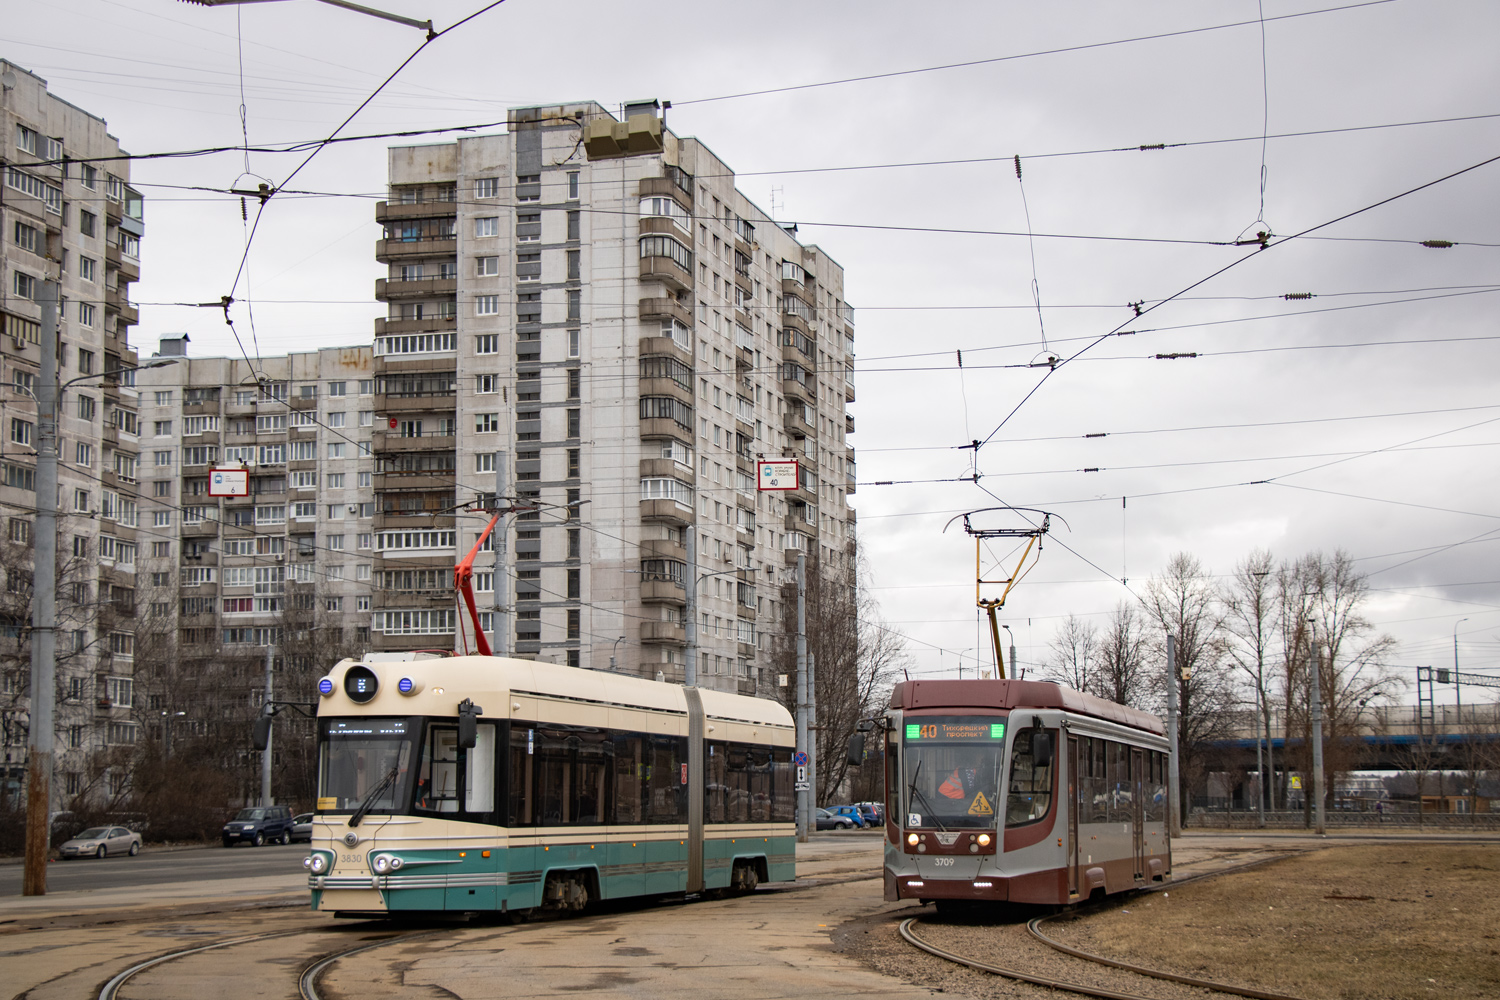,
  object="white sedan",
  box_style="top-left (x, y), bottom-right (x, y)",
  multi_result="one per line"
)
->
top-left (57, 826), bottom-right (142, 859)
